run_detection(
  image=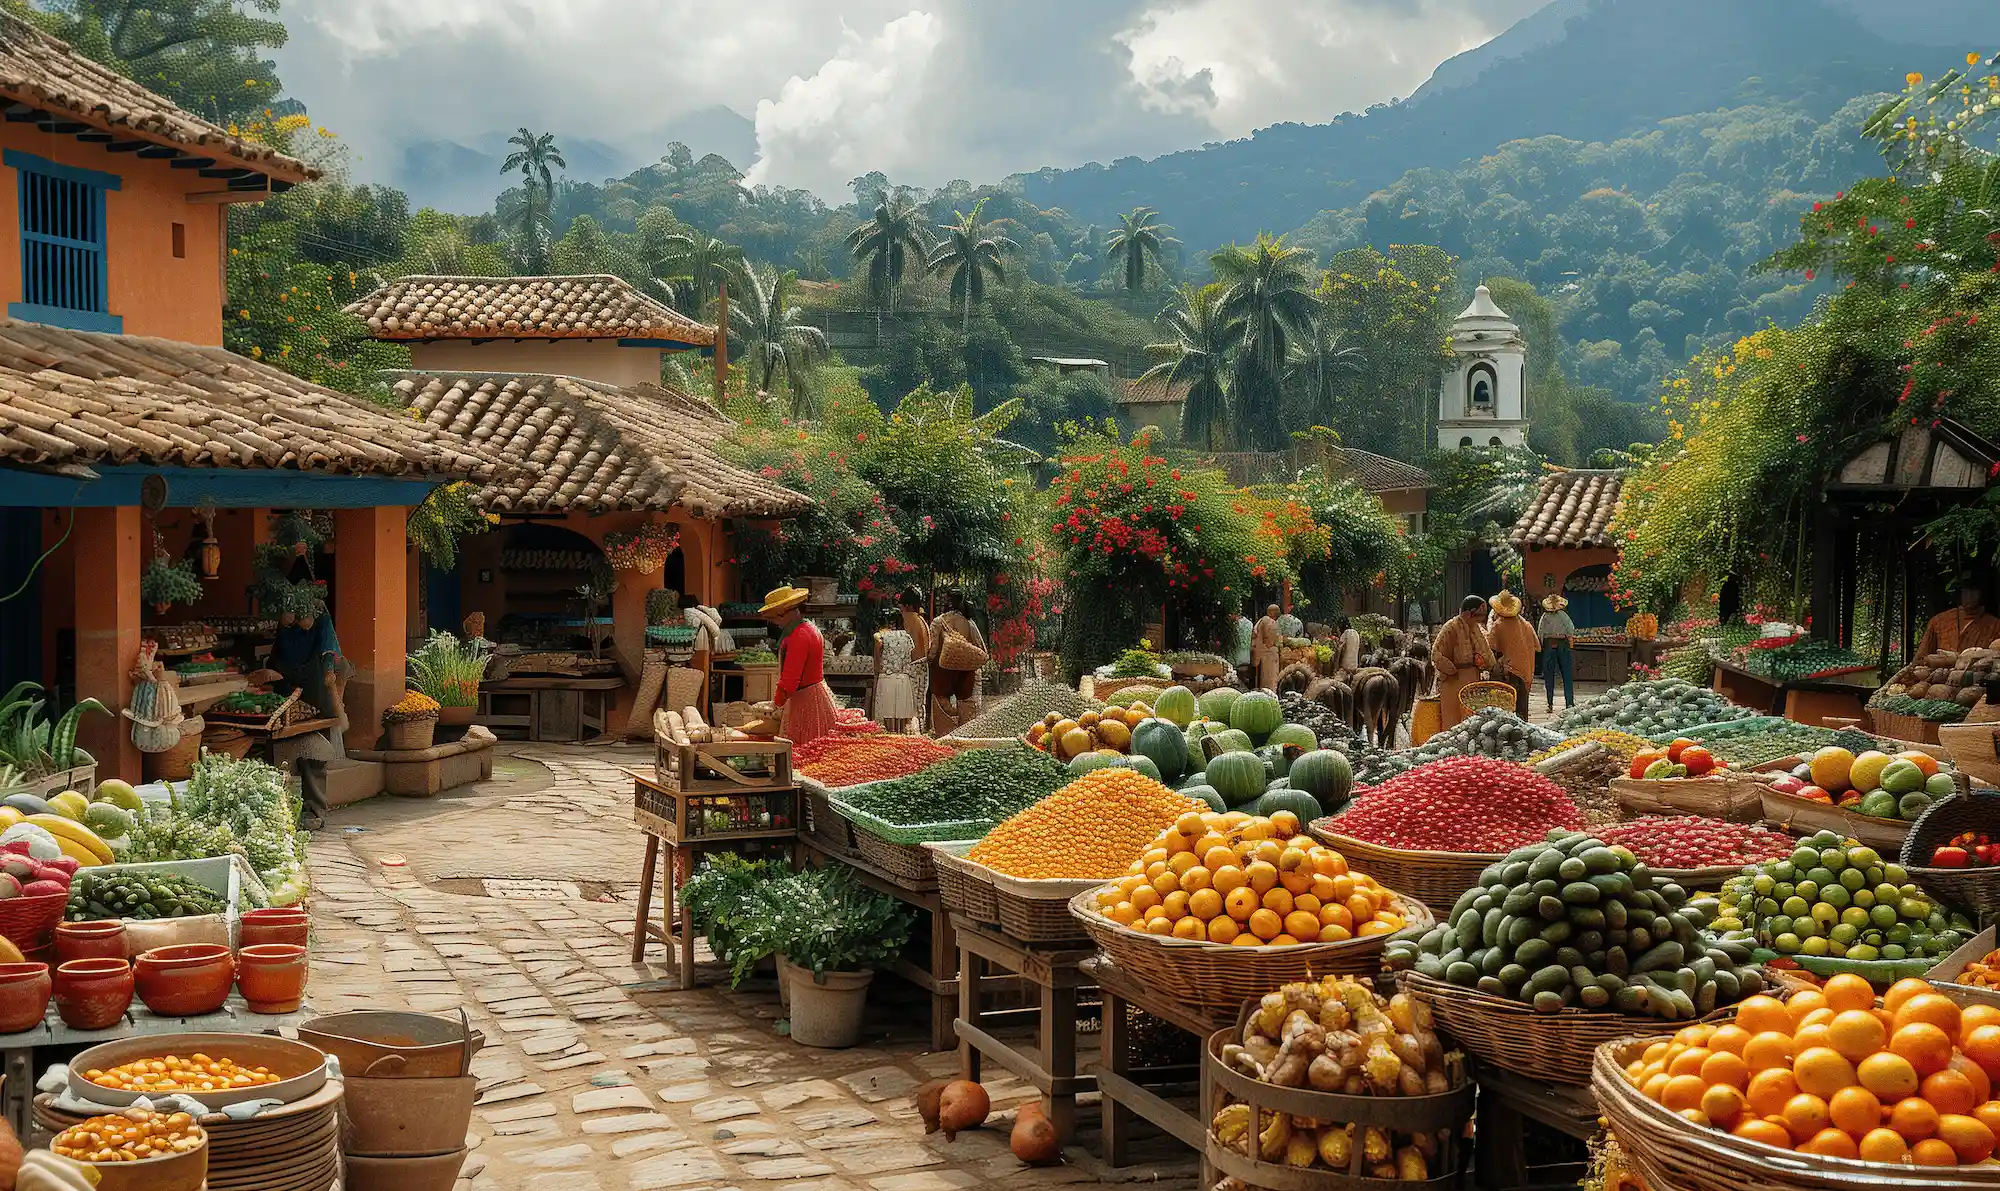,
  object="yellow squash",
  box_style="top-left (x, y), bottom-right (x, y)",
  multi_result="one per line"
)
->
top-left (22, 815), bottom-right (111, 865)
